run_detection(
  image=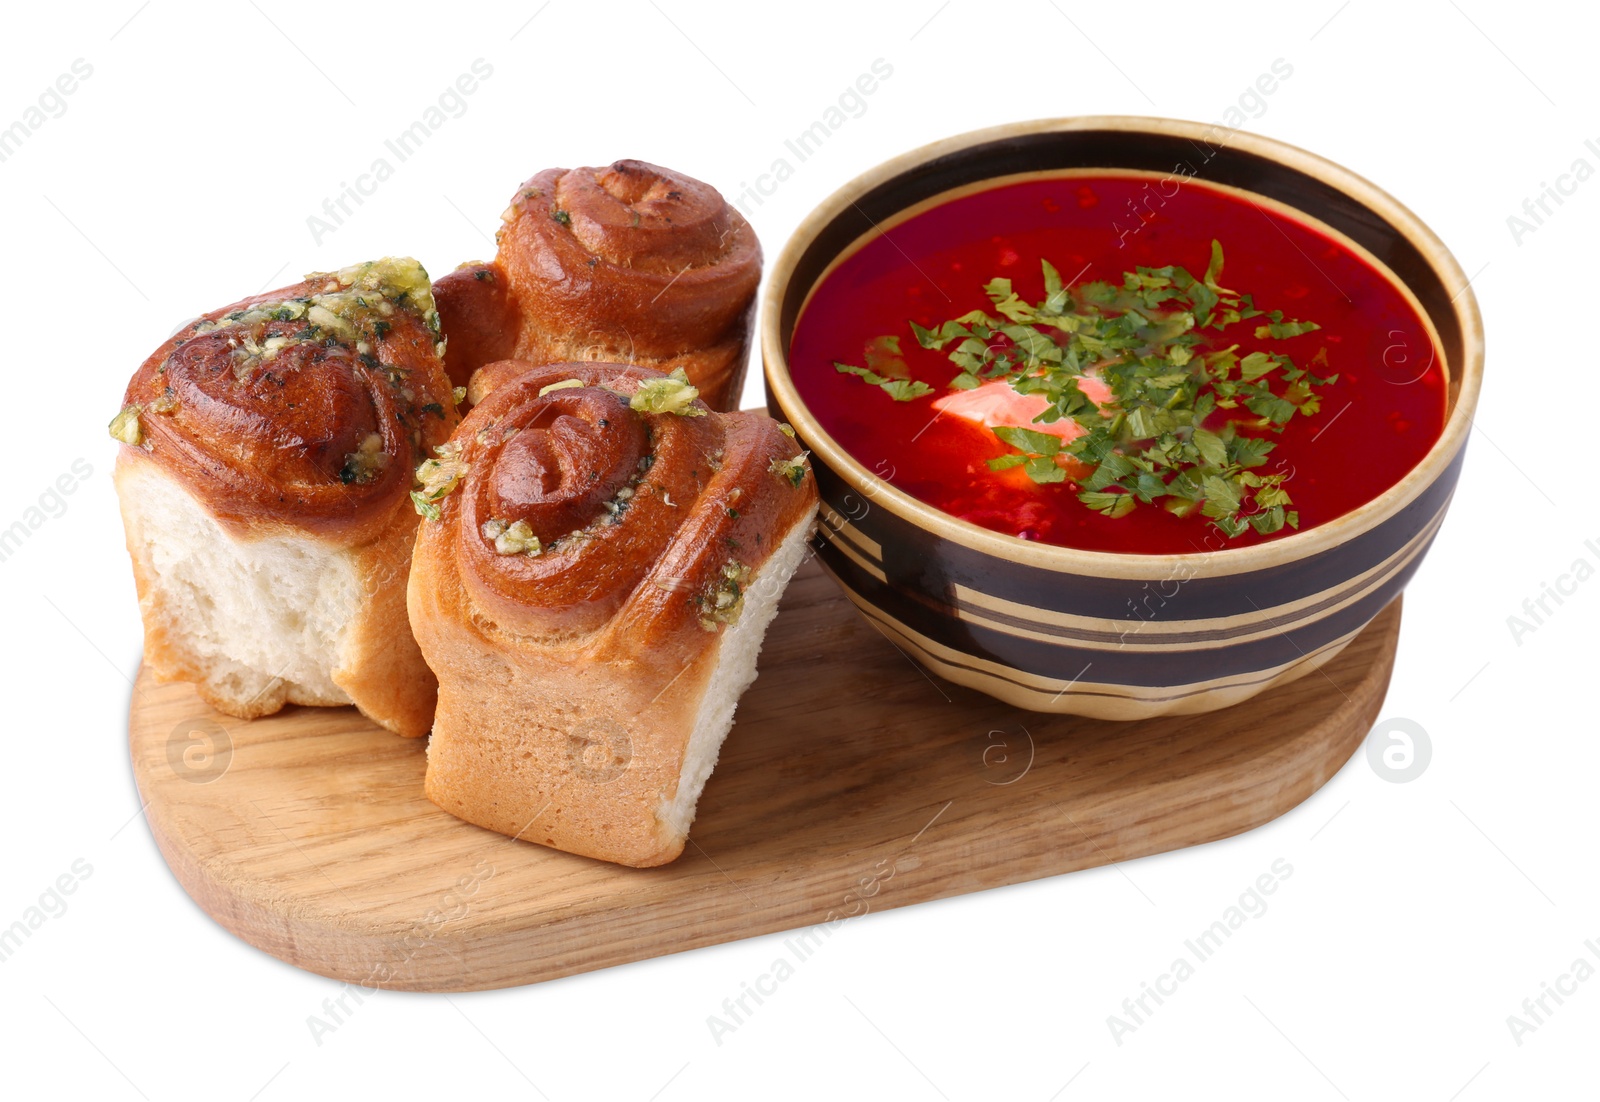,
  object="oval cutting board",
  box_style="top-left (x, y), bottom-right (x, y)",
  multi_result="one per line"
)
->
top-left (128, 557), bottom-right (1400, 991)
